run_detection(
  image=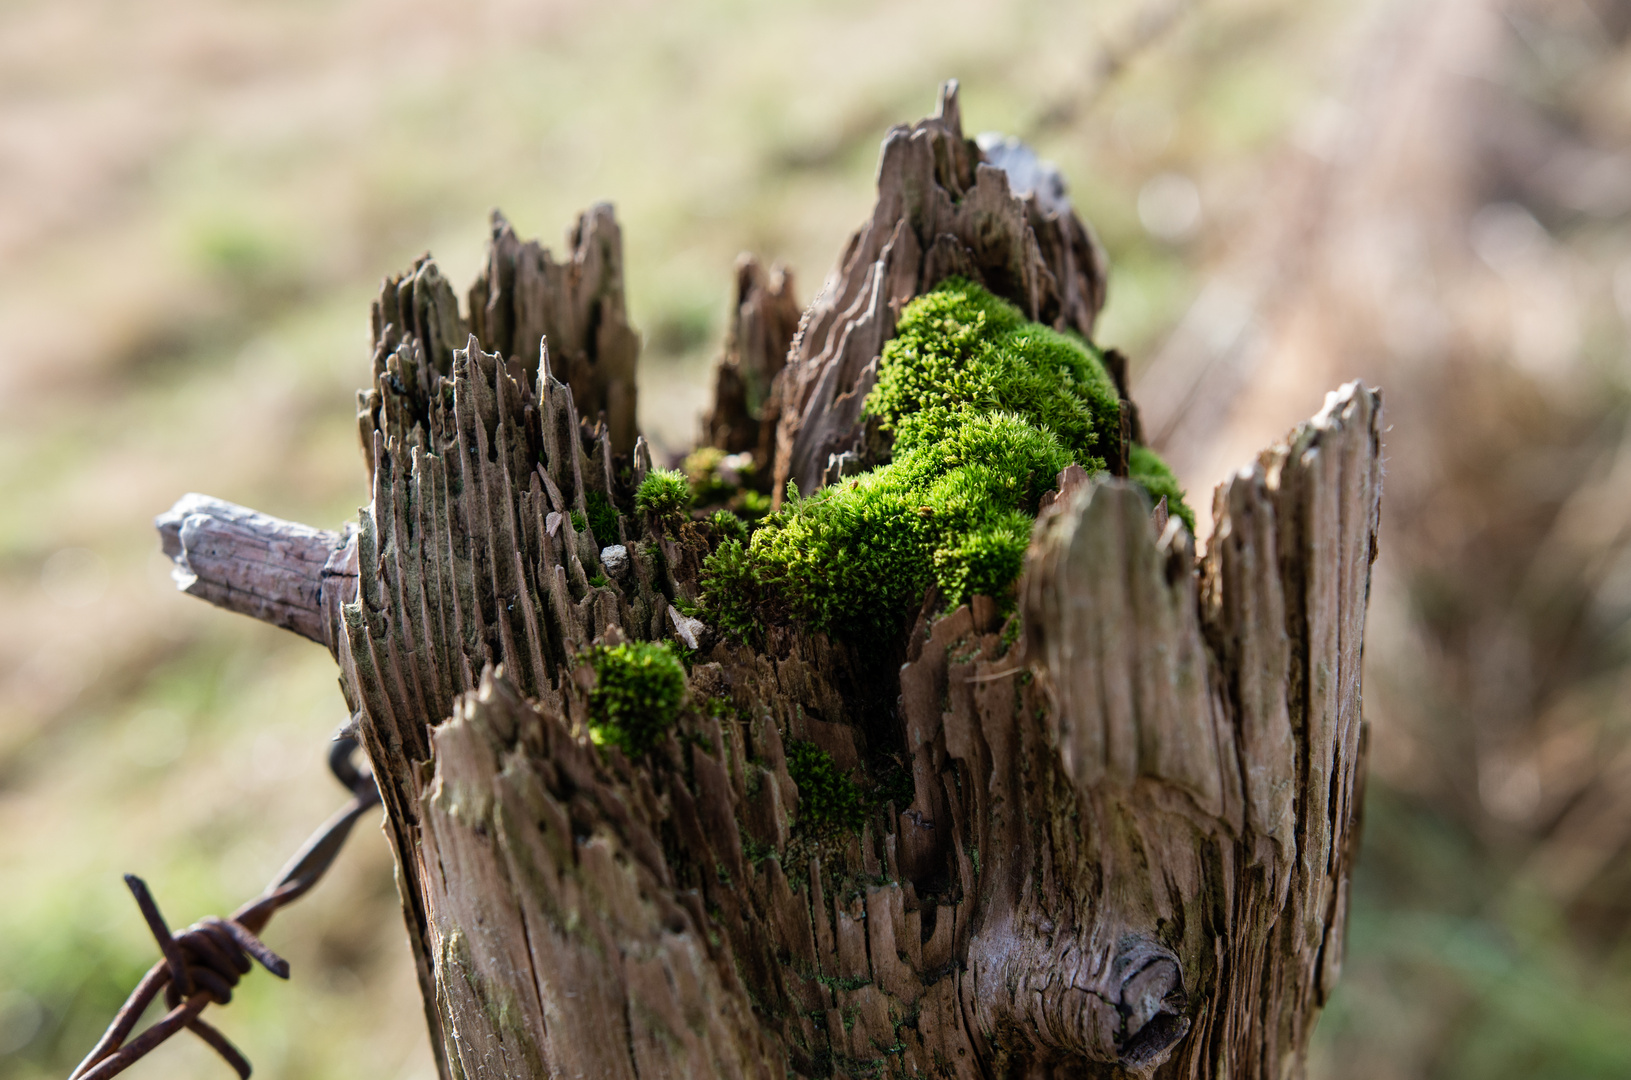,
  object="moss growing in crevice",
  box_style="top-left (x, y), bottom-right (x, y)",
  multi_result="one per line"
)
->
top-left (706, 414), bottom-right (1068, 640)
top-left (584, 641), bottom-right (687, 755)
top-left (701, 278), bottom-right (1123, 642)
top-left (585, 489), bottom-right (620, 543)
top-left (785, 740), bottom-right (868, 835)
top-left (865, 277), bottom-right (1120, 469)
